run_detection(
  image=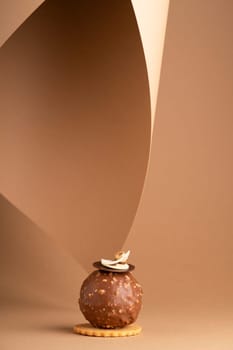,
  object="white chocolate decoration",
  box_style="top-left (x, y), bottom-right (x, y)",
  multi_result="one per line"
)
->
top-left (105, 263), bottom-right (129, 270)
top-left (101, 250), bottom-right (130, 270)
